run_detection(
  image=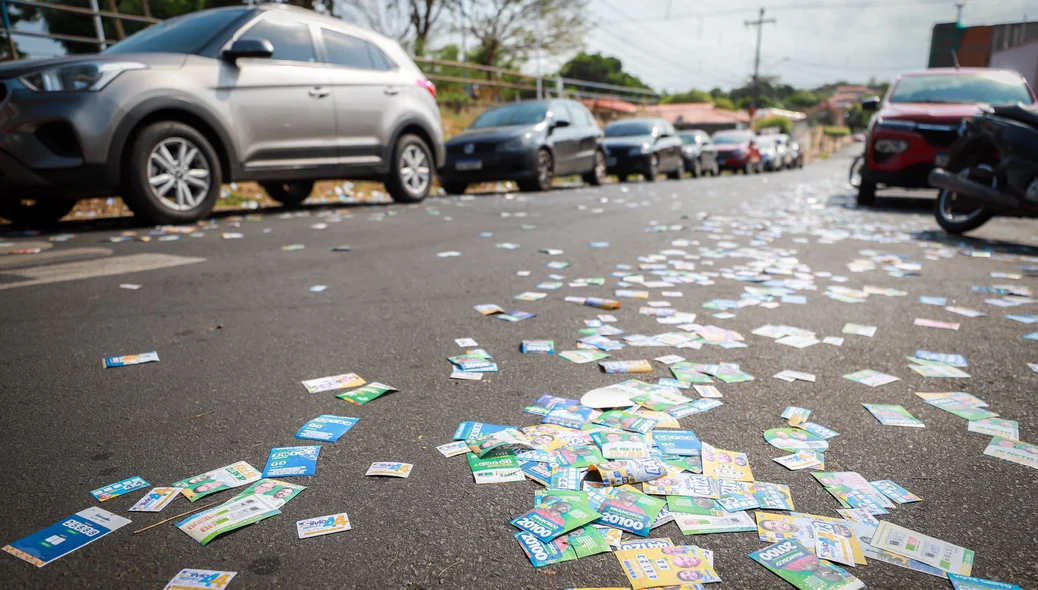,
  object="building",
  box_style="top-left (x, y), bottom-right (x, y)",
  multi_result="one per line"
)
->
top-left (991, 41), bottom-right (1038, 90)
top-left (638, 102), bottom-right (751, 133)
top-left (929, 20), bottom-right (1038, 68)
